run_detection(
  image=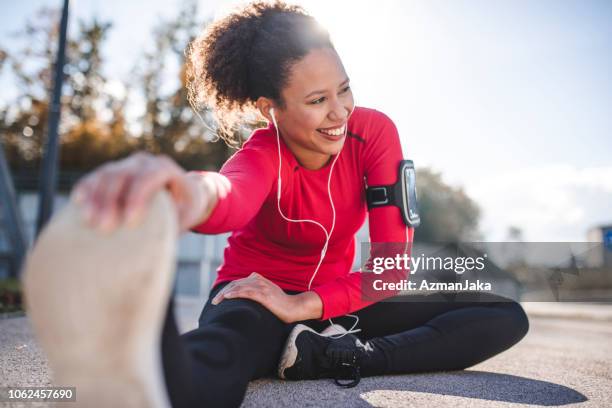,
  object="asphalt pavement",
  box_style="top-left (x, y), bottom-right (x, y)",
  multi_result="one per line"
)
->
top-left (1, 300), bottom-right (610, 407)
